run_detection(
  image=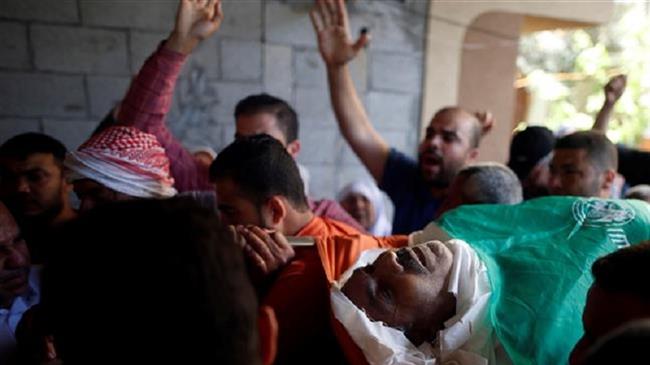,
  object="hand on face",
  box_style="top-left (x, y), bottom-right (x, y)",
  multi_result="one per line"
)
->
top-left (234, 225), bottom-right (295, 277)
